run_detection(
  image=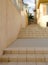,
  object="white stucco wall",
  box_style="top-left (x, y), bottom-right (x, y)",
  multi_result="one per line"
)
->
top-left (0, 0), bottom-right (22, 55)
